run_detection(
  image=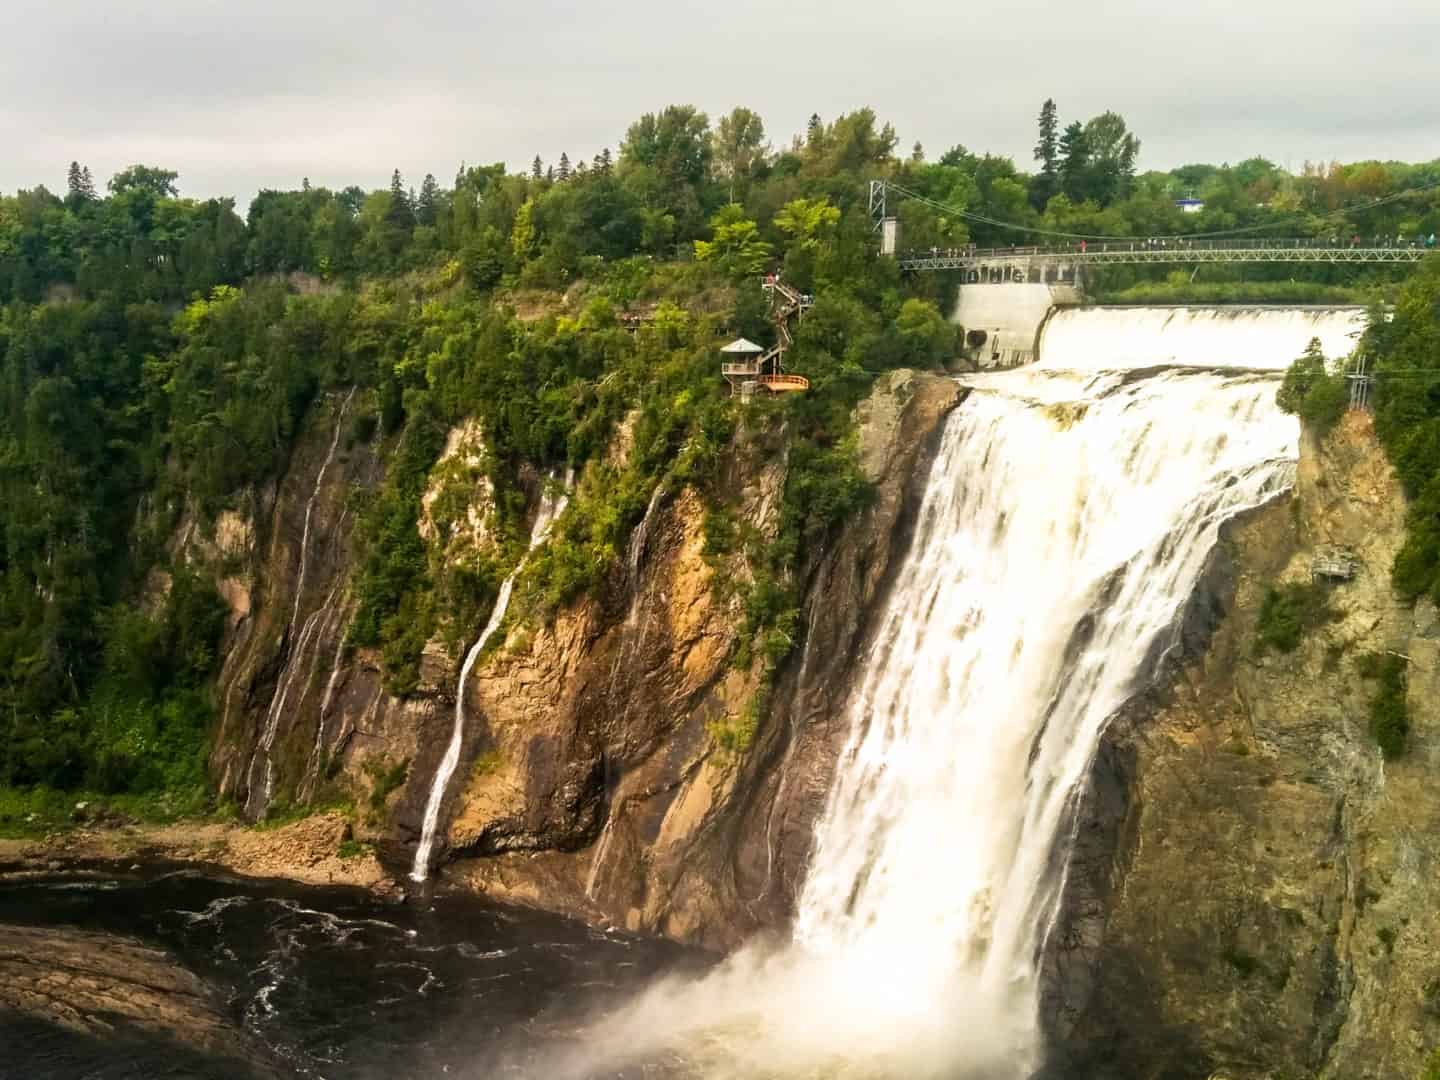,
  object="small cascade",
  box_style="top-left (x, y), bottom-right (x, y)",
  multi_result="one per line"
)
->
top-left (245, 388), bottom-right (355, 817)
top-left (250, 587), bottom-right (336, 814)
top-left (289, 387), bottom-right (356, 626)
top-left (410, 473), bottom-right (572, 883)
top-left (300, 602), bottom-right (353, 803)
